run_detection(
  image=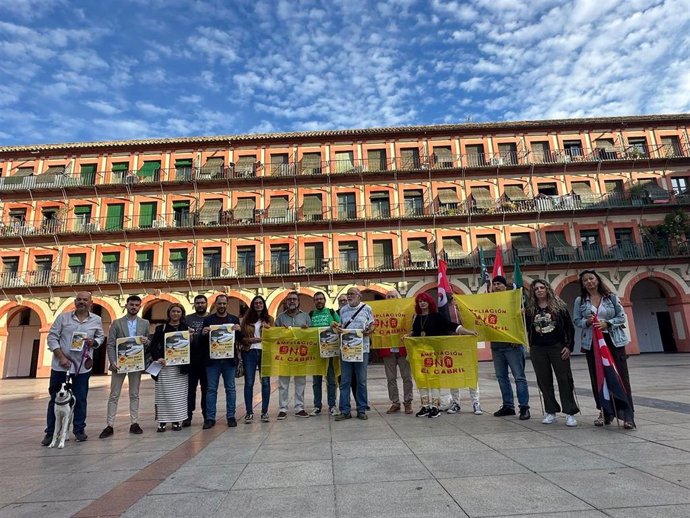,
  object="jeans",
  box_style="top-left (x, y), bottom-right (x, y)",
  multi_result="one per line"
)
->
top-left (339, 353), bottom-right (368, 414)
top-left (106, 371), bottom-right (141, 426)
top-left (492, 345), bottom-right (529, 409)
top-left (46, 369), bottom-right (91, 435)
top-left (278, 376), bottom-right (306, 412)
top-left (187, 363), bottom-right (208, 420)
top-left (205, 359), bottom-right (236, 420)
top-left (243, 349), bottom-right (270, 415)
top-left (312, 358), bottom-right (337, 409)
